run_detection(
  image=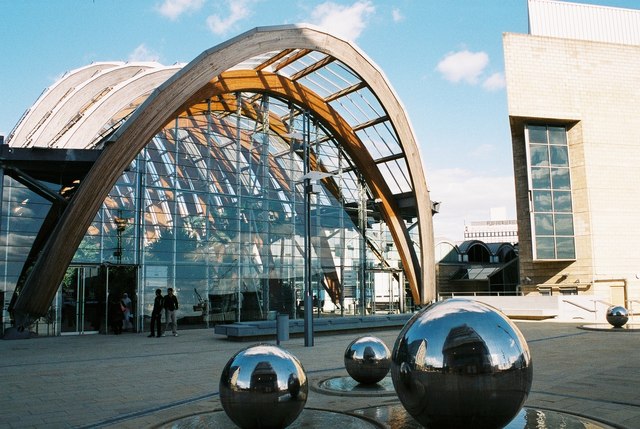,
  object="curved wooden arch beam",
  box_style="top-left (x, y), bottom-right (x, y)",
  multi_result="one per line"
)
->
top-left (14, 25), bottom-right (434, 322)
top-left (58, 66), bottom-right (182, 149)
top-left (9, 62), bottom-right (123, 147)
top-left (184, 97), bottom-right (344, 199)
top-left (198, 70), bottom-right (422, 303)
top-left (175, 114), bottom-right (344, 304)
top-left (183, 96), bottom-right (290, 138)
top-left (176, 101), bottom-right (390, 307)
top-left (30, 64), bottom-right (157, 148)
